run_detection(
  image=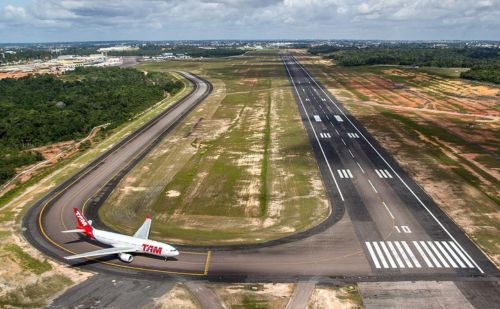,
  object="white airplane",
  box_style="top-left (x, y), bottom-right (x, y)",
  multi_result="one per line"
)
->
top-left (62, 208), bottom-right (179, 263)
